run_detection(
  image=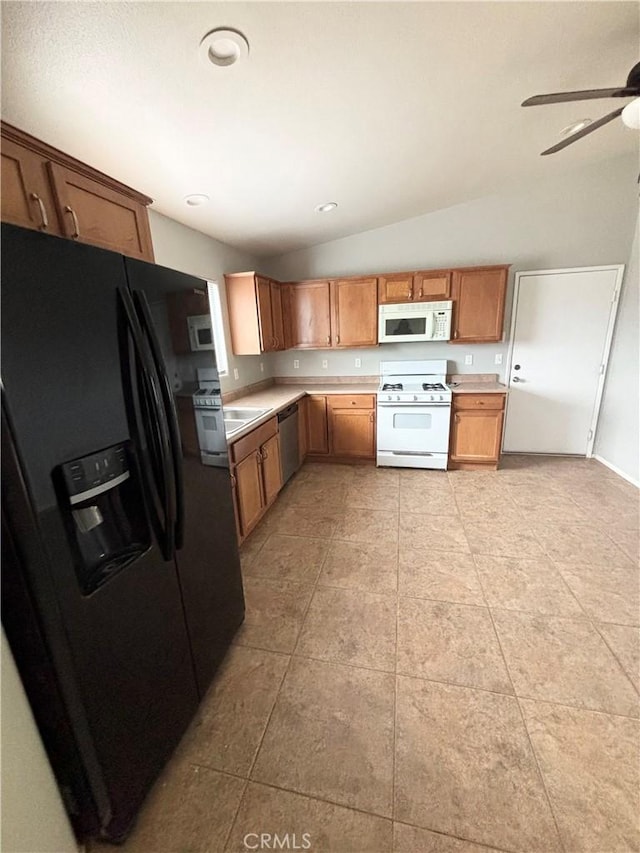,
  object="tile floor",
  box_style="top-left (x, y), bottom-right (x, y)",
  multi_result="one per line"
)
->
top-left (93, 456), bottom-right (640, 853)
